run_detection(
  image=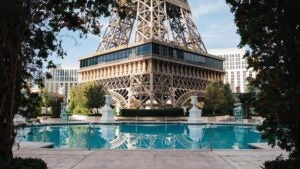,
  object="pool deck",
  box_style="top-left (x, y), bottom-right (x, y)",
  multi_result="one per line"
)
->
top-left (13, 142), bottom-right (288, 169)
